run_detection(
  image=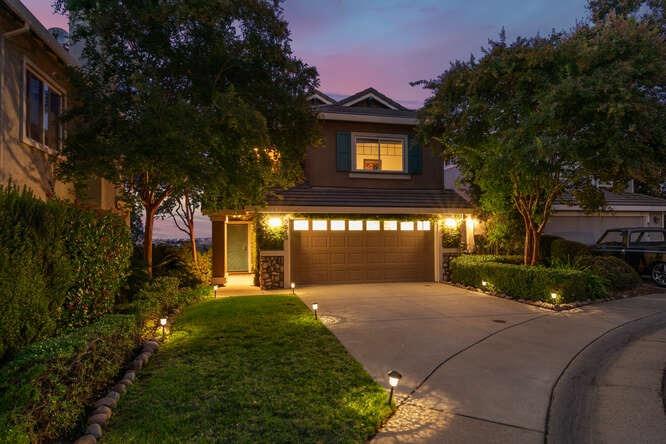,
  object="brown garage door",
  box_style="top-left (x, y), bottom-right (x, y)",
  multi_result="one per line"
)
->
top-left (291, 220), bottom-right (434, 284)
